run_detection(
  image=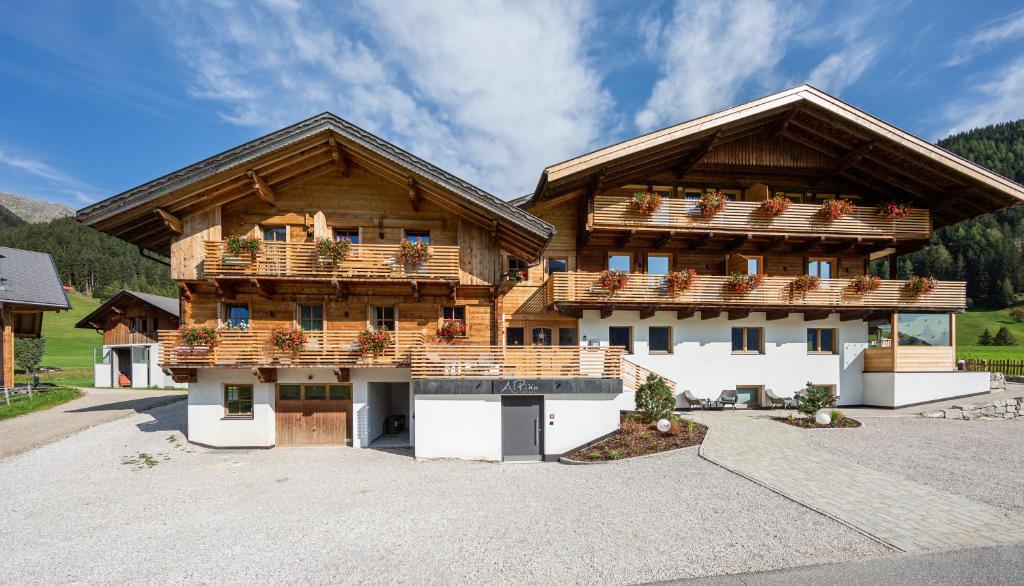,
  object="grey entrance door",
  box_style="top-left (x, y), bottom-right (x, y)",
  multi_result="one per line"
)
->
top-left (501, 396), bottom-right (543, 461)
